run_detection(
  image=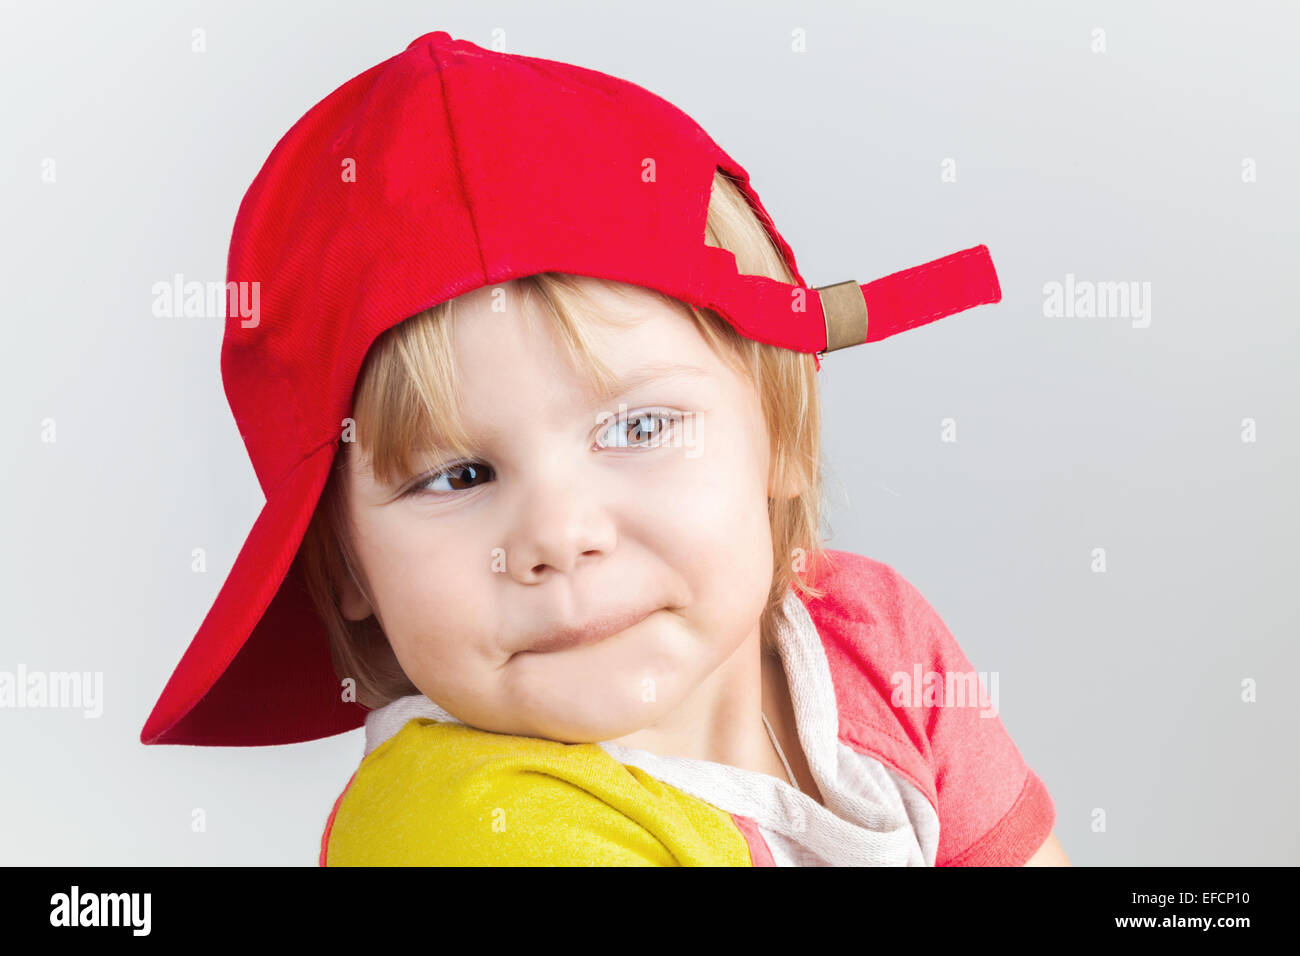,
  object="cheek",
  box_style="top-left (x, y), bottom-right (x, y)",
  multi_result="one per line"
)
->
top-left (639, 419), bottom-right (774, 607)
top-left (353, 518), bottom-right (485, 656)
top-left (677, 408), bottom-right (770, 537)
